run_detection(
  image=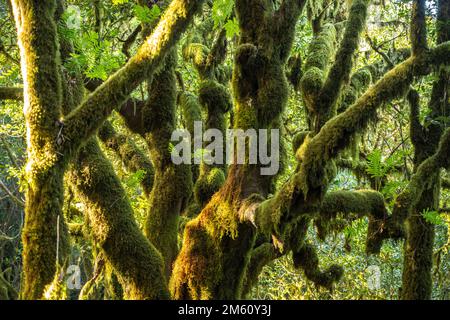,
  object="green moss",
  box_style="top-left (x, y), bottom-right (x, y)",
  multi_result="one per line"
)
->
top-left (292, 243), bottom-right (343, 290)
top-left (315, 190), bottom-right (388, 245)
top-left (194, 168), bottom-right (226, 206)
top-left (182, 42), bottom-right (209, 75)
top-left (185, 31), bottom-right (232, 208)
top-left (61, 0), bottom-right (206, 158)
top-left (301, 67), bottom-right (325, 113)
top-left (98, 121), bottom-right (154, 196)
top-left (199, 80), bottom-right (232, 114)
top-left (11, 0), bottom-right (73, 299)
top-left (141, 50), bottom-right (193, 276)
top-left (304, 24), bottom-right (336, 72)
top-left (68, 139), bottom-right (169, 299)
